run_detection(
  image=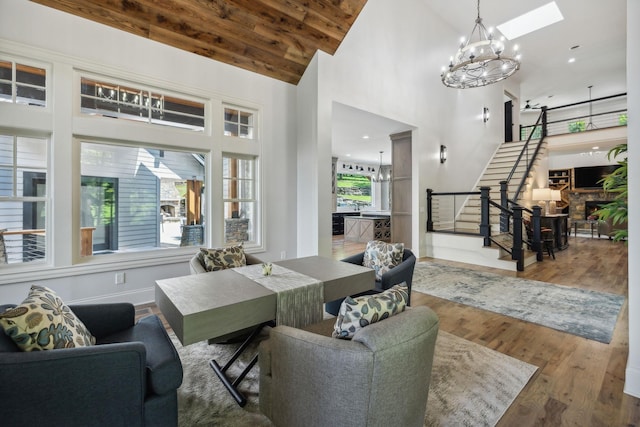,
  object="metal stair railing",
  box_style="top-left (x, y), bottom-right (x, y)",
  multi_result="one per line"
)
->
top-left (507, 108), bottom-right (547, 199)
top-left (427, 186), bottom-right (539, 271)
